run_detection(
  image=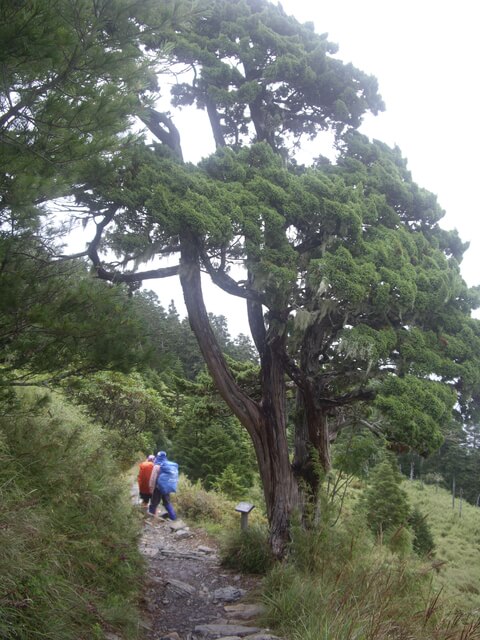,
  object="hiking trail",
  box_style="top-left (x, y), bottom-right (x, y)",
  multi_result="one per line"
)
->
top-left (124, 510), bottom-right (286, 640)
